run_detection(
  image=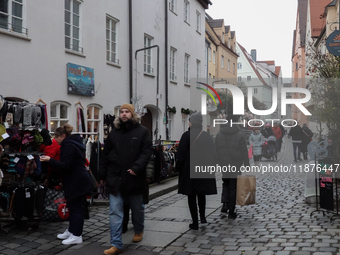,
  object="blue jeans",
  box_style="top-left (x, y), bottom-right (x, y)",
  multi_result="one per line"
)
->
top-left (109, 193), bottom-right (144, 249)
top-left (293, 142), bottom-right (301, 161)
